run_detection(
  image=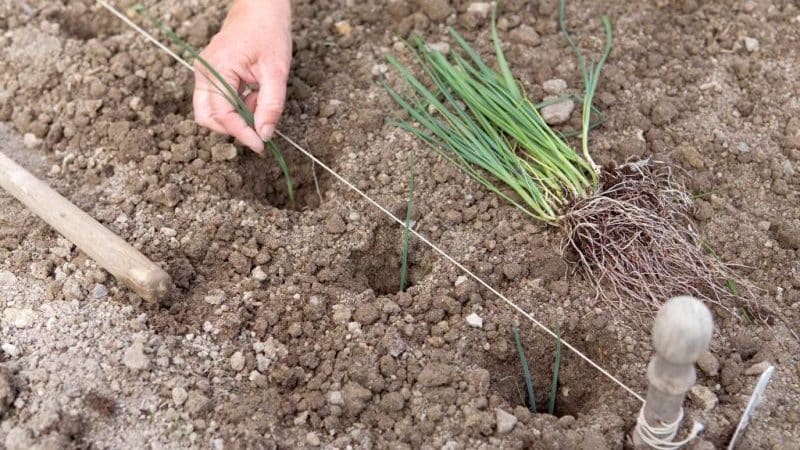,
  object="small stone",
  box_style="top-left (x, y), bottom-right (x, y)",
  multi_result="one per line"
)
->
top-left (204, 289), bottom-right (225, 305)
top-left (156, 183), bottom-right (182, 208)
top-left (256, 354), bottom-right (271, 372)
top-left (380, 391), bottom-right (405, 412)
top-left (171, 140), bottom-right (197, 162)
top-left (697, 351), bottom-right (720, 377)
top-left (784, 117), bottom-right (800, 150)
top-left (736, 142), bottom-right (751, 154)
top-left (466, 313), bottom-right (483, 329)
top-left (467, 2), bottom-right (492, 18)
top-left (745, 361), bottom-right (772, 376)
top-left (343, 382), bottom-right (372, 417)
top-left (306, 432), bottom-right (321, 447)
top-left (249, 370), bottom-right (266, 384)
top-left (689, 385), bottom-right (718, 411)
top-left (184, 391), bottom-right (211, 417)
top-left (62, 277), bottom-right (84, 300)
top-left (319, 100), bottom-right (340, 118)
top-left (91, 284), bottom-right (108, 299)
top-left (542, 79), bottom-right (567, 95)
top-left (509, 25), bottom-right (540, 46)
top-left (757, 221), bottom-right (771, 231)
top-left (122, 341), bottom-right (150, 371)
top-left (384, 332), bottom-right (406, 357)
top-left (23, 133), bottom-right (41, 149)
top-left (129, 96), bottom-right (142, 111)
top-left (1, 343), bottom-right (20, 357)
top-left (334, 20), bottom-right (352, 38)
top-left (679, 145), bottom-right (705, 169)
top-left (418, 363), bottom-right (456, 387)
top-left (371, 64), bottom-right (389, 77)
top-left (332, 304), bottom-right (353, 324)
top-left (772, 179), bottom-right (789, 195)
top-left (294, 411), bottom-right (309, 426)
top-left (354, 303), bottom-right (381, 325)
top-left (429, 42), bottom-right (451, 54)
top-left (176, 120), bottom-right (197, 136)
top-left (651, 100), bottom-right (678, 126)
top-left (211, 143), bottom-right (238, 162)
top-left (541, 99), bottom-right (575, 125)
top-left (323, 213), bottom-right (347, 234)
top-left (502, 262), bottom-right (524, 280)
top-left (328, 390), bottom-right (344, 406)
top-left (30, 261), bottom-right (52, 280)
top-left (3, 308), bottom-right (36, 329)
top-left (172, 387), bottom-right (188, 406)
top-left (230, 351), bottom-right (245, 372)
top-left (420, 0), bottom-right (453, 21)
top-left (251, 266), bottom-right (268, 281)
top-left (775, 221), bottom-right (800, 250)
top-left (743, 37), bottom-right (759, 52)
top-left (495, 408), bottom-right (517, 434)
